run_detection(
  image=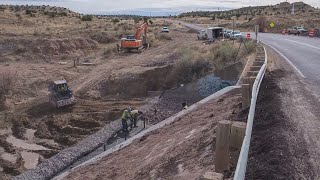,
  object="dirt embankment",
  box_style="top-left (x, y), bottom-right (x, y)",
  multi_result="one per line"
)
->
top-left (0, 37), bottom-right (99, 63)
